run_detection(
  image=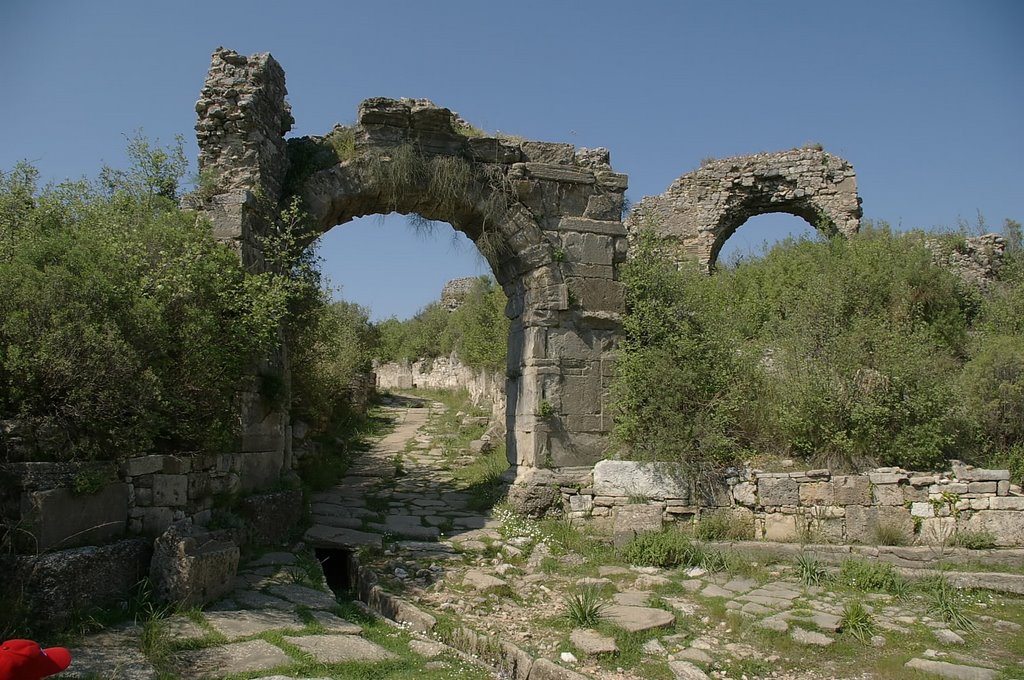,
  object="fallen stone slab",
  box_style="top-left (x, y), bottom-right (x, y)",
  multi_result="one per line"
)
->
top-left (176, 639), bottom-right (292, 678)
top-left (700, 584), bottom-right (733, 599)
top-left (933, 628), bottom-right (966, 645)
top-left (602, 605), bottom-right (675, 633)
top-left (231, 589), bottom-right (294, 610)
top-left (612, 591), bottom-right (652, 606)
top-left (282, 634), bottom-right (398, 664)
top-left (904, 658), bottom-right (998, 680)
top-left (669, 660), bottom-right (712, 680)
top-left (408, 640), bottom-right (446, 658)
top-left (790, 627), bottom-right (833, 646)
top-left (267, 583), bottom-right (337, 609)
top-left (528, 658), bottom-right (591, 680)
top-left (462, 569), bottom-right (508, 592)
top-left (63, 644), bottom-right (157, 680)
top-left (304, 525), bottom-right (382, 549)
top-left (570, 628), bottom-right (619, 655)
top-left (204, 610), bottom-right (306, 640)
top-left (309, 610), bottom-right (362, 634)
